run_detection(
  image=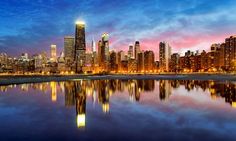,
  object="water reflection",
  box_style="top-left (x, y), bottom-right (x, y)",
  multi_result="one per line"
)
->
top-left (0, 79), bottom-right (236, 129)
